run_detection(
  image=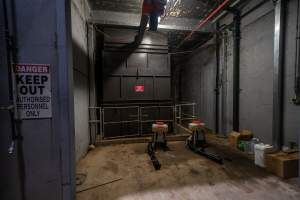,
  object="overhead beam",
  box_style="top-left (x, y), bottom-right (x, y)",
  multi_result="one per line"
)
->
top-left (89, 10), bottom-right (214, 32)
